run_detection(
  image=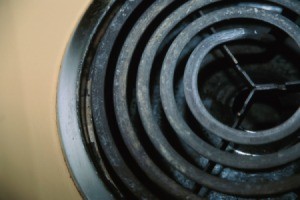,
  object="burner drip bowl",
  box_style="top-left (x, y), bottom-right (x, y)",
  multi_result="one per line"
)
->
top-left (79, 1), bottom-right (300, 199)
